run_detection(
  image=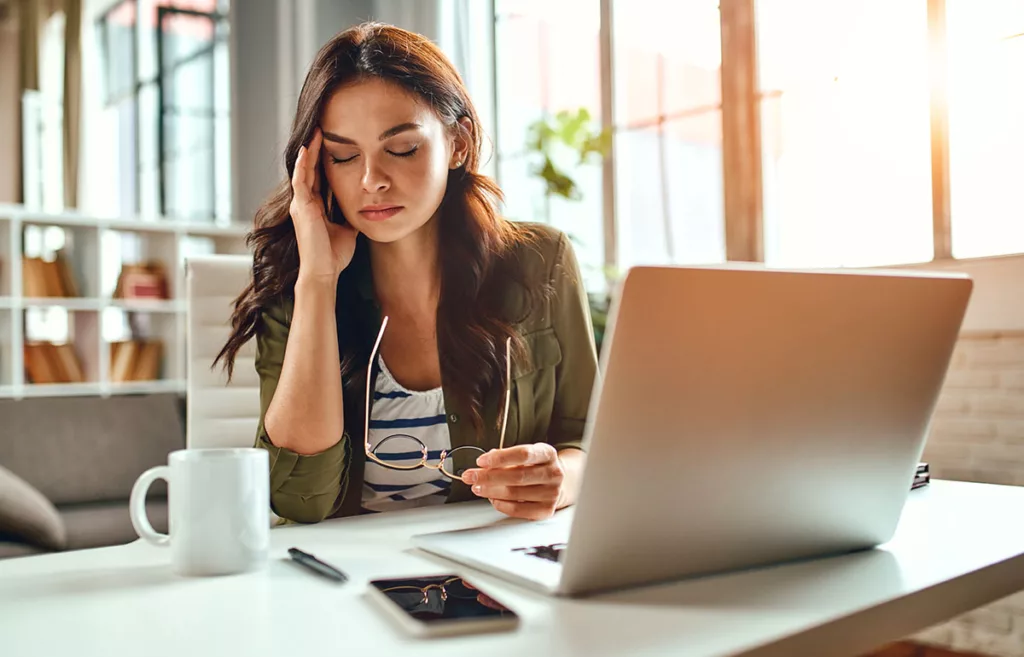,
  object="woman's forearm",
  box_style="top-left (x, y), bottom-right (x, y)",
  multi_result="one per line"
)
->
top-left (264, 277), bottom-right (345, 455)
